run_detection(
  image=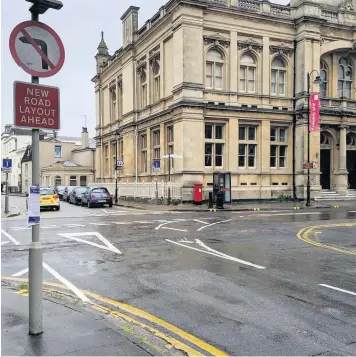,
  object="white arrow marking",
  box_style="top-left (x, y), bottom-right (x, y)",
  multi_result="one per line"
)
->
top-left (166, 239), bottom-right (266, 269)
top-left (57, 232), bottom-right (121, 254)
top-left (177, 238), bottom-right (194, 243)
top-left (197, 219), bottom-right (232, 232)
